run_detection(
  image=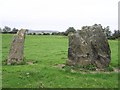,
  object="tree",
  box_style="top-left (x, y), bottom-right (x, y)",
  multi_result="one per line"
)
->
top-left (33, 33), bottom-right (36, 35)
top-left (0, 28), bottom-right (2, 32)
top-left (12, 28), bottom-right (18, 33)
top-left (43, 33), bottom-right (50, 35)
top-left (3, 26), bottom-right (11, 33)
top-left (103, 26), bottom-right (112, 38)
top-left (112, 30), bottom-right (120, 39)
top-left (28, 33), bottom-right (32, 35)
top-left (38, 33), bottom-right (42, 35)
top-left (65, 27), bottom-right (76, 36)
top-left (25, 29), bottom-right (29, 34)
